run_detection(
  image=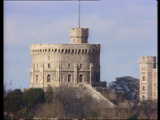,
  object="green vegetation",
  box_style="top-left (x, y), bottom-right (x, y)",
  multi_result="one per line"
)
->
top-left (4, 85), bottom-right (157, 119)
top-left (45, 85), bottom-right (53, 104)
